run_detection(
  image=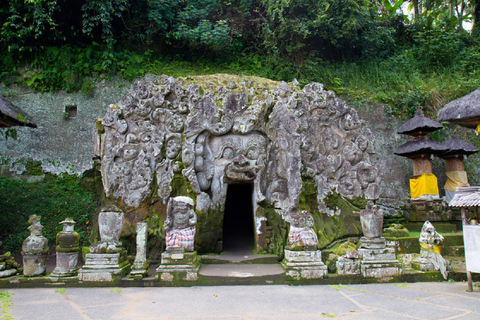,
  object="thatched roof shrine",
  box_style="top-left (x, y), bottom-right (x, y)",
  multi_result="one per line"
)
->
top-left (449, 186), bottom-right (480, 207)
top-left (393, 138), bottom-right (448, 158)
top-left (437, 88), bottom-right (480, 128)
top-left (0, 96), bottom-right (37, 128)
top-left (440, 136), bottom-right (479, 157)
top-left (397, 109), bottom-right (443, 136)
